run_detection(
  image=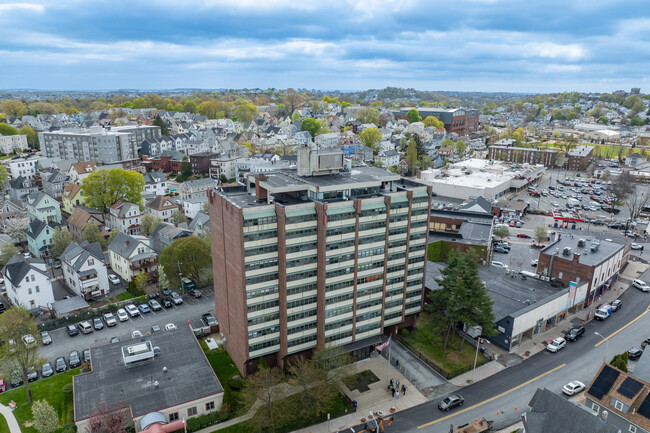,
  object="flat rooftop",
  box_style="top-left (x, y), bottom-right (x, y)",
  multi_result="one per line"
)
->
top-left (541, 235), bottom-right (625, 267)
top-left (569, 145), bottom-right (593, 157)
top-left (74, 325), bottom-right (223, 421)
